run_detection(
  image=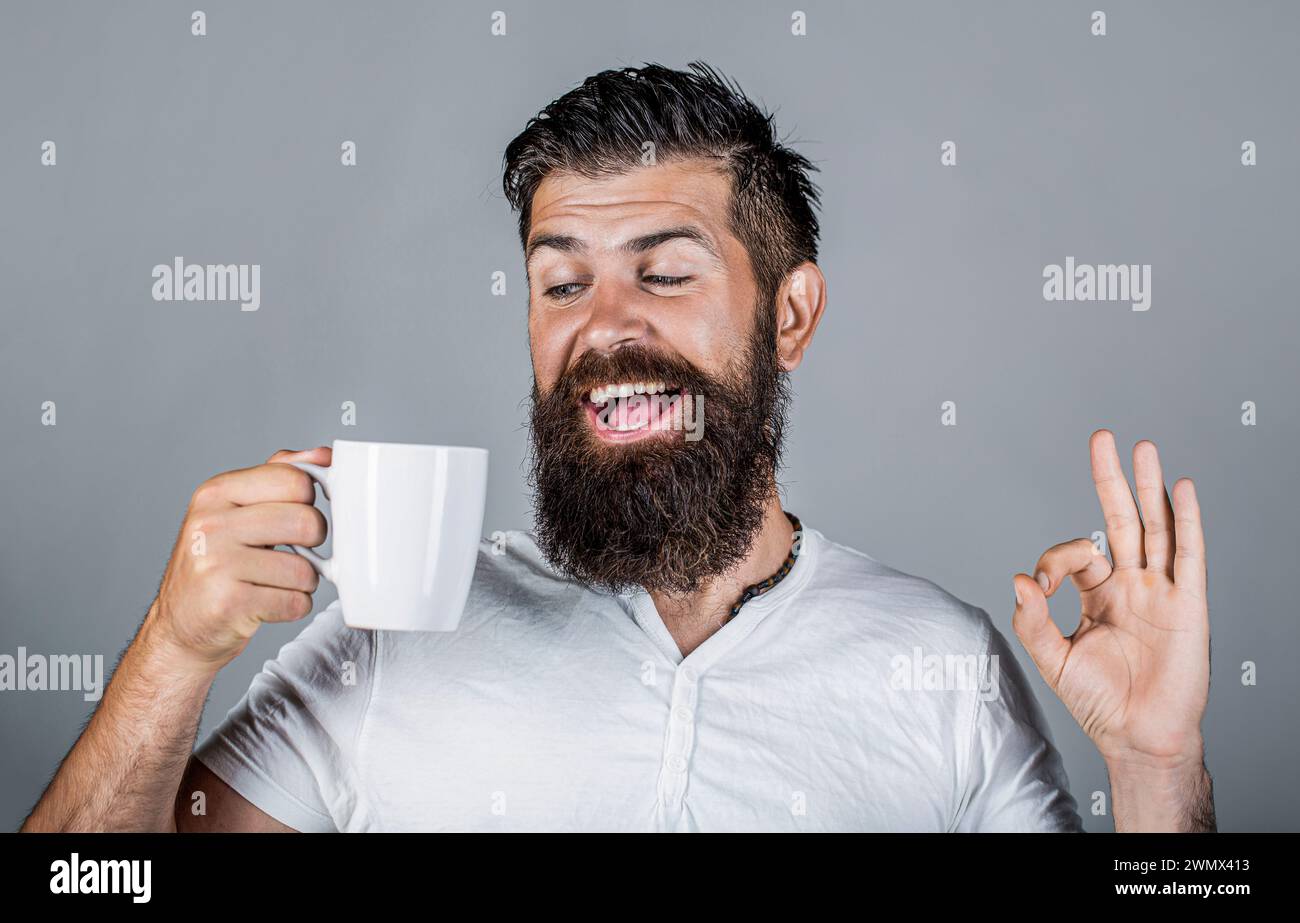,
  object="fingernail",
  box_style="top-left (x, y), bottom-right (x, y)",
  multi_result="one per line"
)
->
top-left (1014, 581), bottom-right (1022, 606)
top-left (1036, 571), bottom-right (1050, 593)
